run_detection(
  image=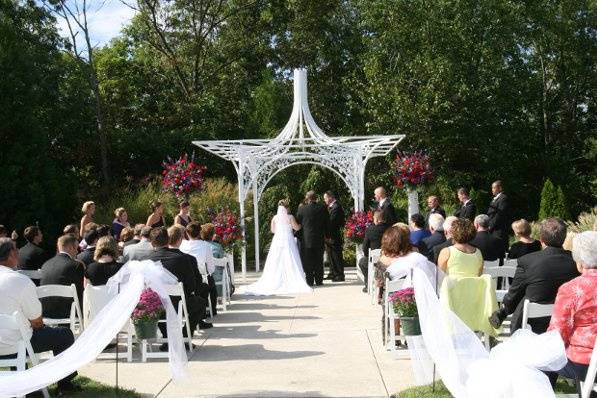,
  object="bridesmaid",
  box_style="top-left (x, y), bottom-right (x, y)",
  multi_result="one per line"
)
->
top-left (80, 201), bottom-right (95, 237)
top-left (146, 200), bottom-right (165, 228)
top-left (174, 201), bottom-right (192, 228)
